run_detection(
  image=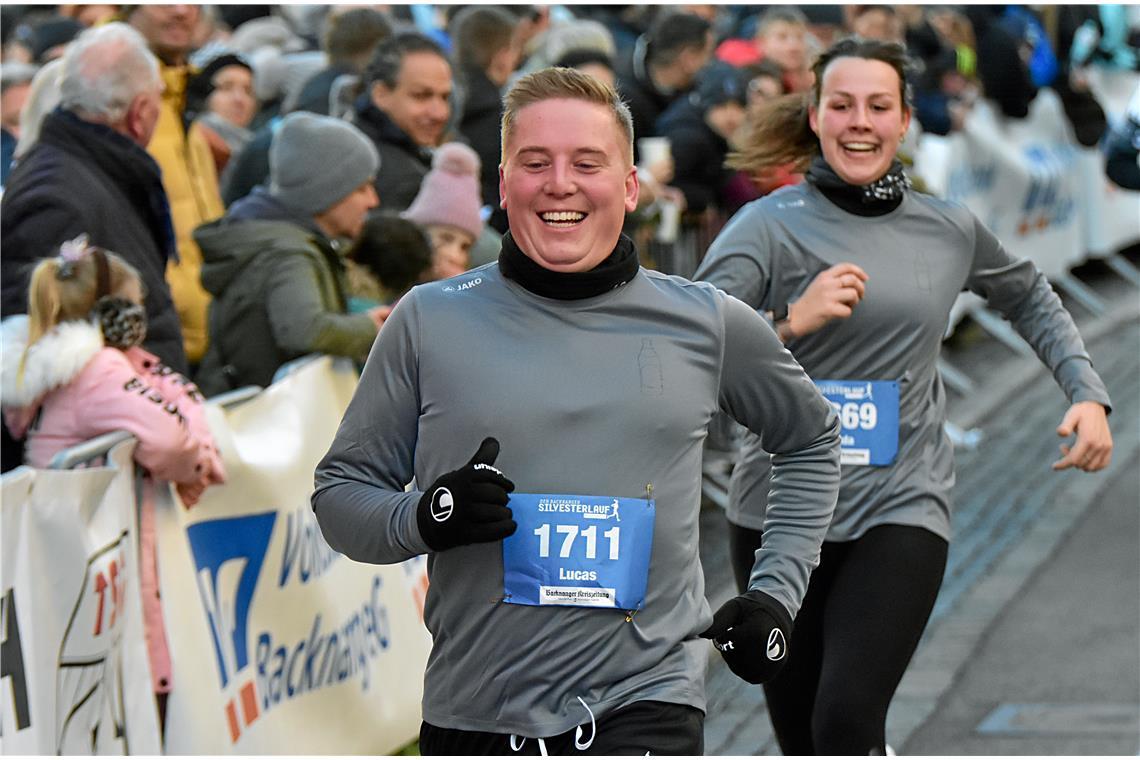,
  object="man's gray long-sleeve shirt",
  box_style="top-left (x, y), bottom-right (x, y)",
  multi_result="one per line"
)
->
top-left (695, 182), bottom-right (1111, 541)
top-left (312, 262), bottom-right (840, 736)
